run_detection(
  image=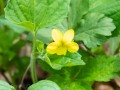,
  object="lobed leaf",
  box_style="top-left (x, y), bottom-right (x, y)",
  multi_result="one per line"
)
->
top-left (90, 0), bottom-right (120, 25)
top-left (79, 55), bottom-right (120, 81)
top-left (105, 36), bottom-right (120, 55)
top-left (68, 0), bottom-right (89, 28)
top-left (39, 52), bottom-right (85, 70)
top-left (89, 0), bottom-right (120, 36)
top-left (5, 0), bottom-right (70, 31)
top-left (75, 13), bottom-right (115, 48)
top-left (49, 75), bottom-right (92, 90)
